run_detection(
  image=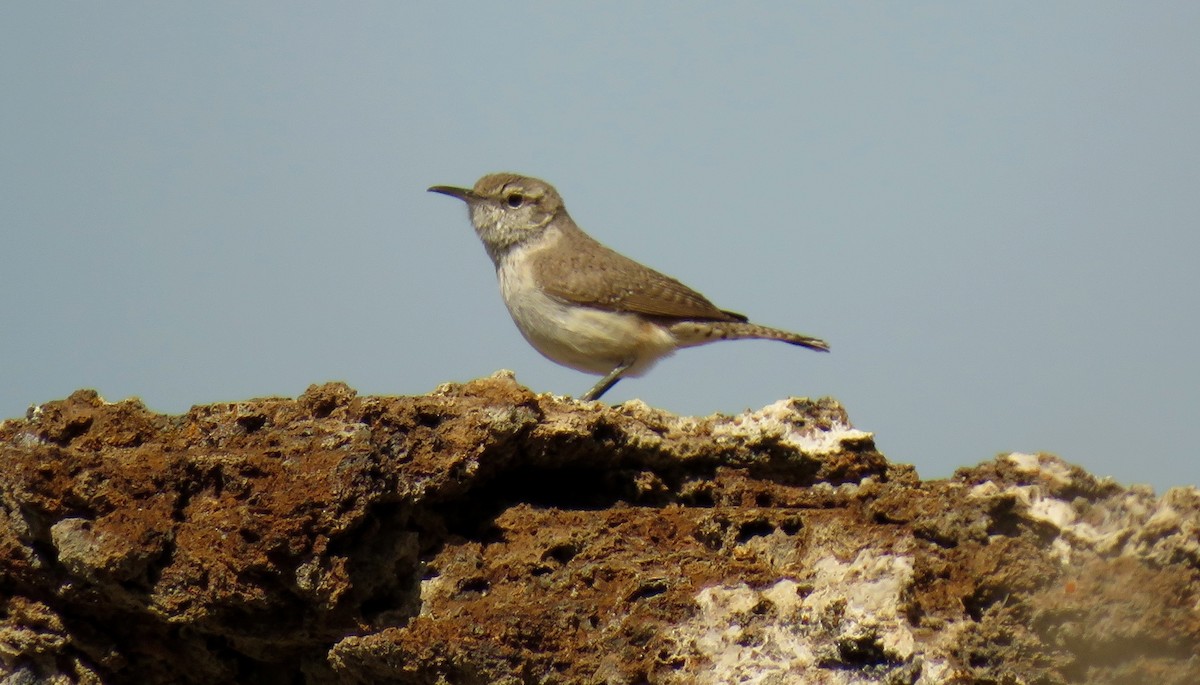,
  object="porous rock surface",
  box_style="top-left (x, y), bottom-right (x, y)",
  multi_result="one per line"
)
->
top-left (0, 372), bottom-right (1196, 684)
